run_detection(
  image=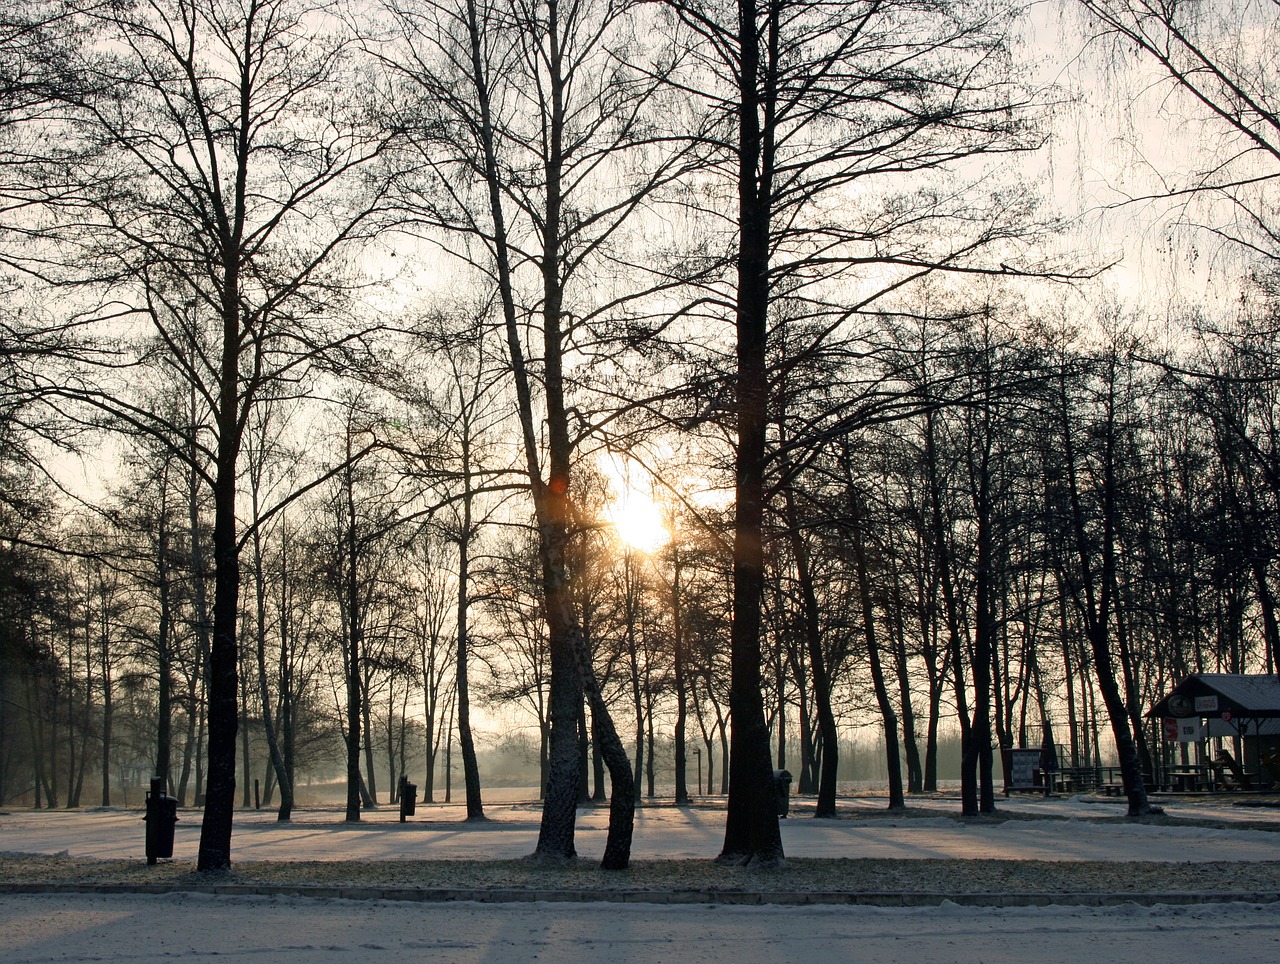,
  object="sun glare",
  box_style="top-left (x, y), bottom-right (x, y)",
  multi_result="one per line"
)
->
top-left (607, 494), bottom-right (669, 554)
top-left (600, 455), bottom-right (670, 554)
